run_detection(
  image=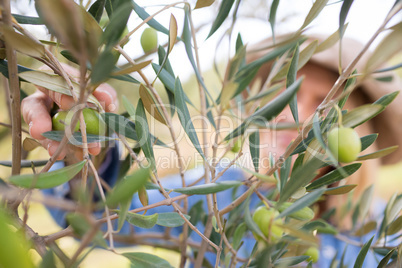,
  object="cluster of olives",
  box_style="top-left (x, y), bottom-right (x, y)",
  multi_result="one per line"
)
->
top-left (252, 205), bottom-right (320, 263)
